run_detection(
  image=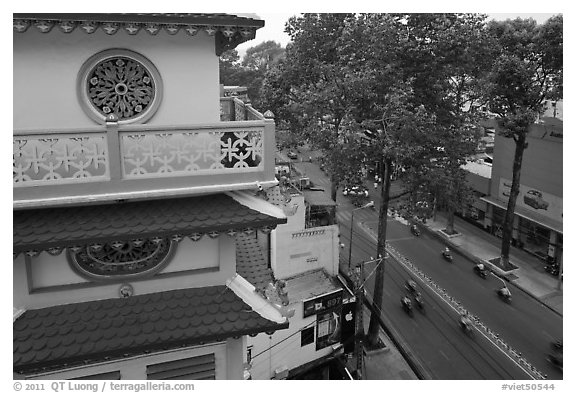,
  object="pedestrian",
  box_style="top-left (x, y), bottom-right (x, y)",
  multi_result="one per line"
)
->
top-left (374, 181), bottom-right (378, 190)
